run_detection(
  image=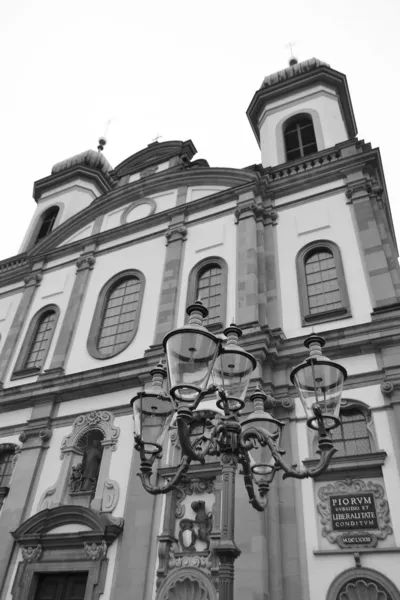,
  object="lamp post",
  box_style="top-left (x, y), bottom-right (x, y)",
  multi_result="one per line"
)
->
top-left (131, 302), bottom-right (347, 600)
